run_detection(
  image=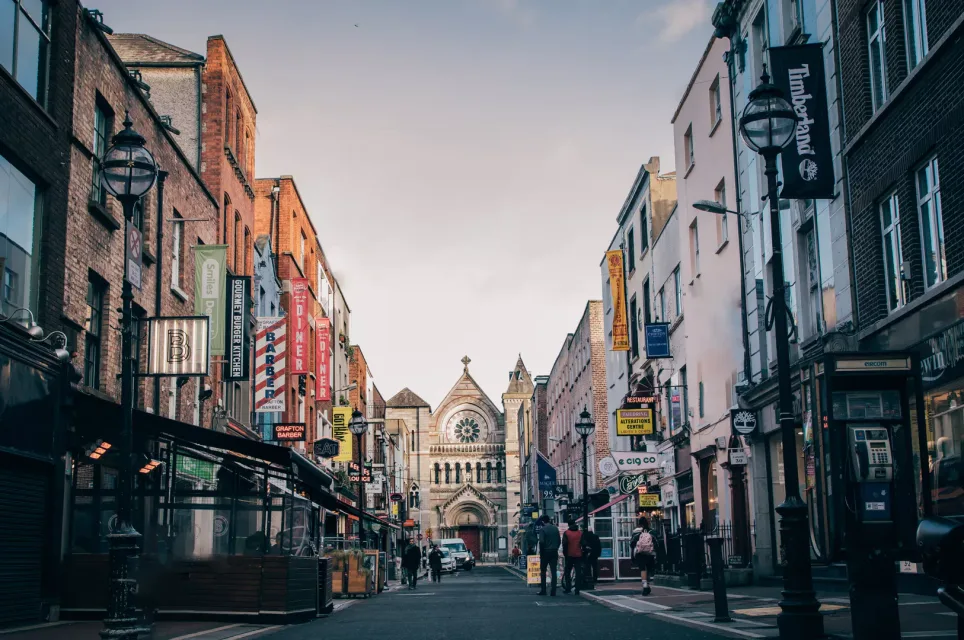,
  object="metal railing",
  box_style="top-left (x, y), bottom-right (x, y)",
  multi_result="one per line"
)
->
top-left (654, 521), bottom-right (754, 579)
